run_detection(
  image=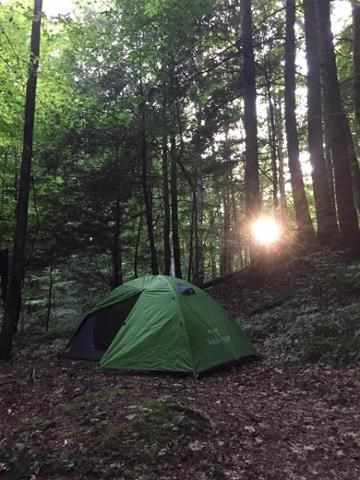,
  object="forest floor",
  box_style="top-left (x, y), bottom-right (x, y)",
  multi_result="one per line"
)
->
top-left (0, 249), bottom-right (360, 480)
